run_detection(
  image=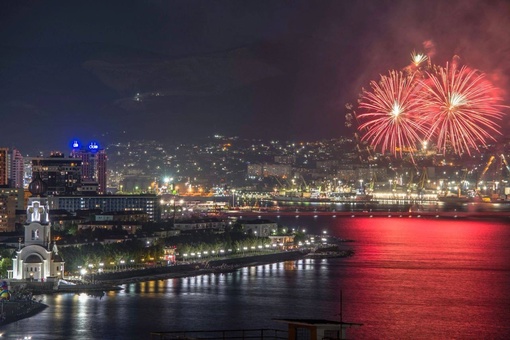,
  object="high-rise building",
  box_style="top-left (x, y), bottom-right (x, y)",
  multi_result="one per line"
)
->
top-left (0, 188), bottom-right (20, 232)
top-left (0, 147), bottom-right (24, 188)
top-left (23, 157), bottom-right (34, 188)
top-left (9, 148), bottom-right (24, 188)
top-left (70, 141), bottom-right (108, 194)
top-left (0, 148), bottom-right (7, 186)
top-left (32, 152), bottom-right (82, 195)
